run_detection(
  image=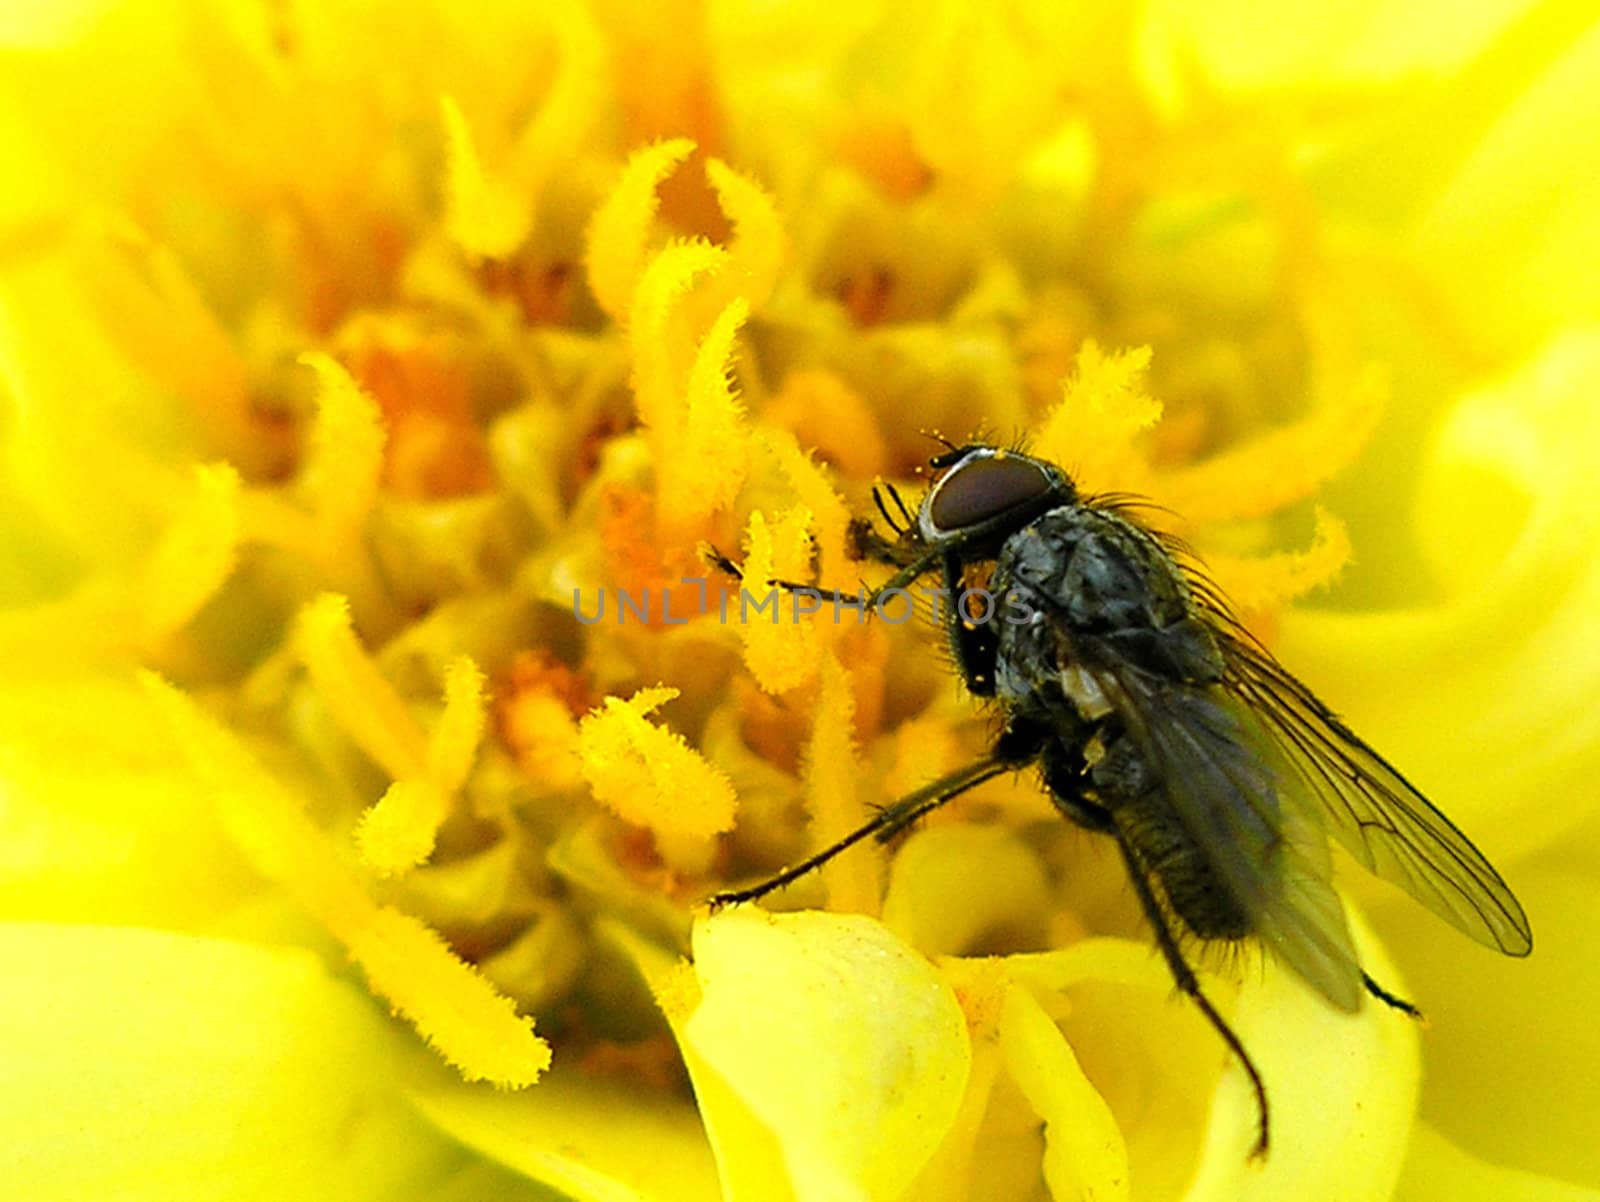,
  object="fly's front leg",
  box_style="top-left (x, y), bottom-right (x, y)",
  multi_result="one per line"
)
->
top-left (941, 553), bottom-right (1002, 697)
top-left (707, 753), bottom-right (1019, 909)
